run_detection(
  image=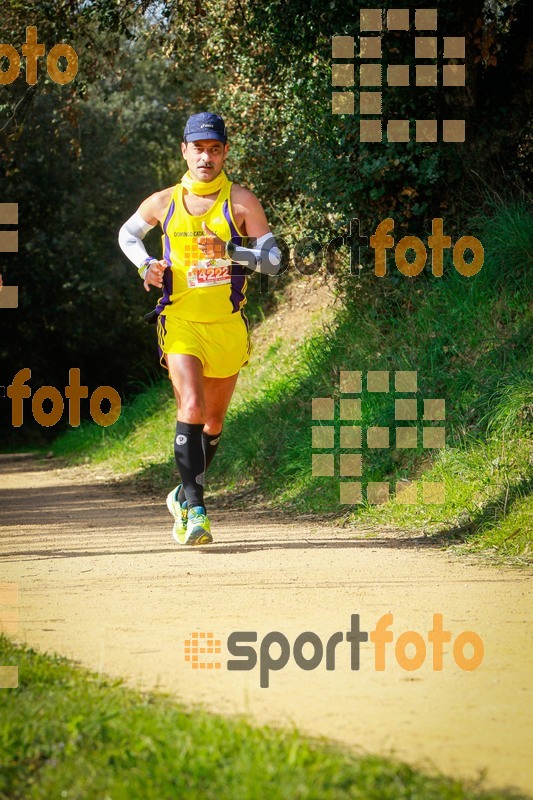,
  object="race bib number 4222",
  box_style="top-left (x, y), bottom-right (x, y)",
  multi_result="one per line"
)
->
top-left (187, 261), bottom-right (231, 288)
